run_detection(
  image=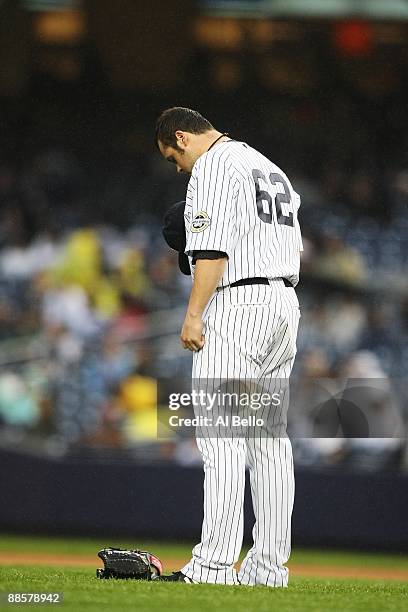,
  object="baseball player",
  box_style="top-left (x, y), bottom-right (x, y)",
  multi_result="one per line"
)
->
top-left (155, 108), bottom-right (302, 586)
